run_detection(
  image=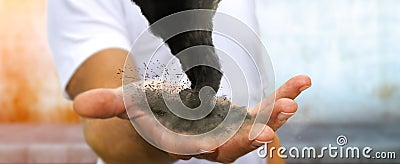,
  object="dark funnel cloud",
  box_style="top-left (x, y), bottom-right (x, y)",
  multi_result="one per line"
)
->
top-left (131, 0), bottom-right (223, 94)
